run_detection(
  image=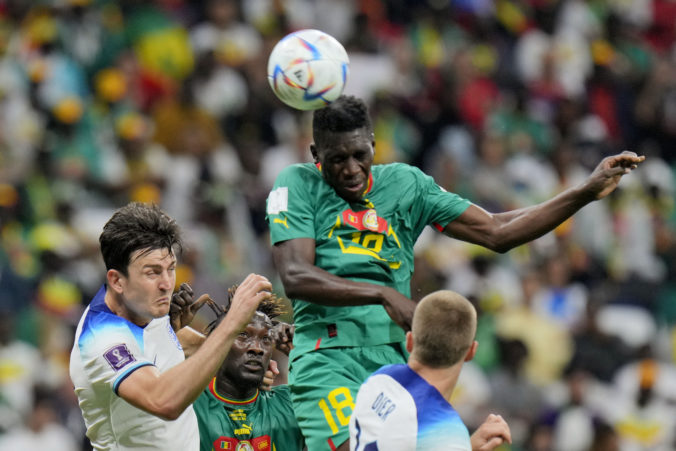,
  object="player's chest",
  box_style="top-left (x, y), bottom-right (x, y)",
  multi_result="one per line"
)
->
top-left (143, 320), bottom-right (184, 370)
top-left (210, 407), bottom-right (275, 451)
